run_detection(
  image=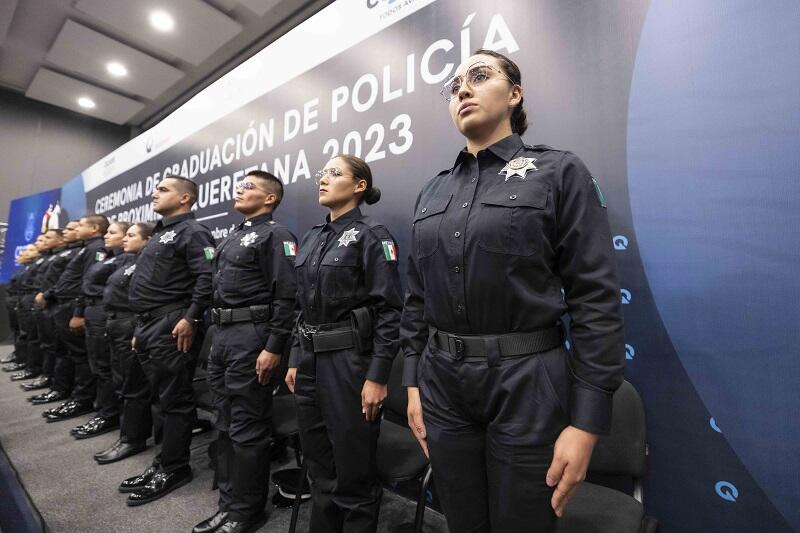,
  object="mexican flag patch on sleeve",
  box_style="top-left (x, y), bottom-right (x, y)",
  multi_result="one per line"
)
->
top-left (283, 241), bottom-right (297, 257)
top-left (203, 247), bottom-right (215, 260)
top-left (382, 240), bottom-right (397, 261)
